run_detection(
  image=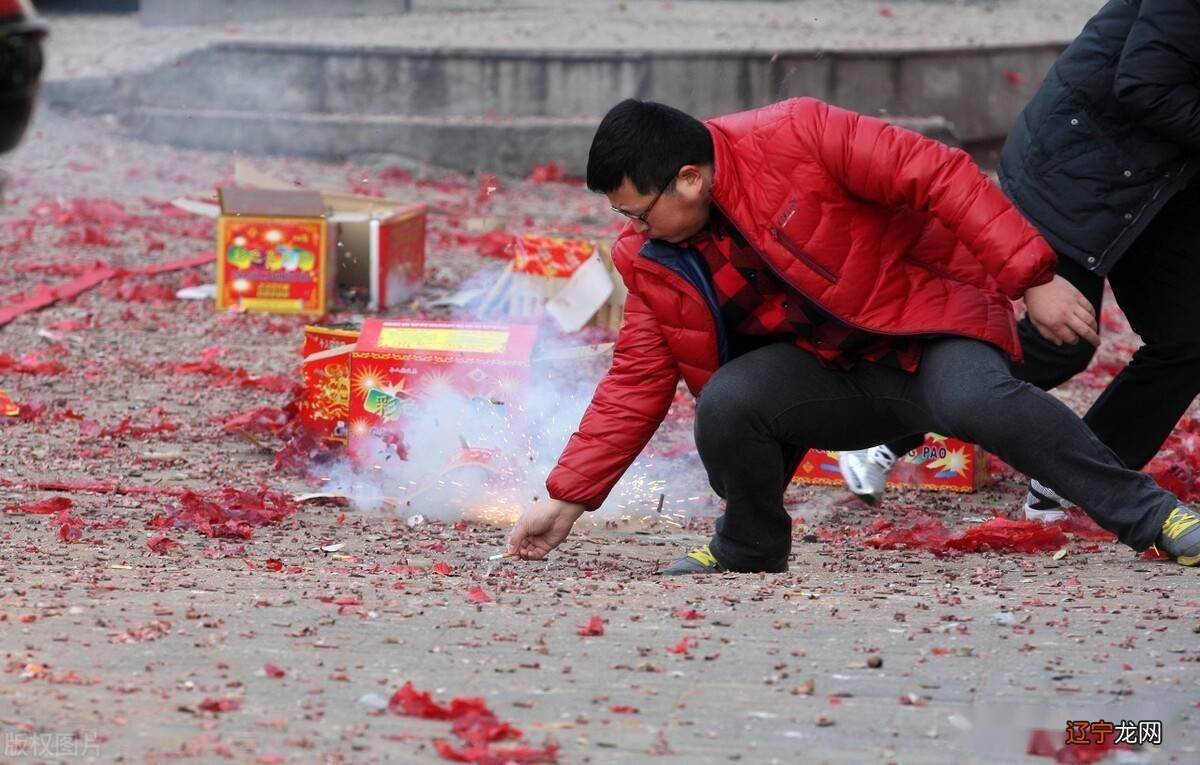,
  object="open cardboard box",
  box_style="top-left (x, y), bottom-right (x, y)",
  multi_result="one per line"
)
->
top-left (174, 163), bottom-right (426, 316)
top-left (237, 162), bottom-right (425, 311)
